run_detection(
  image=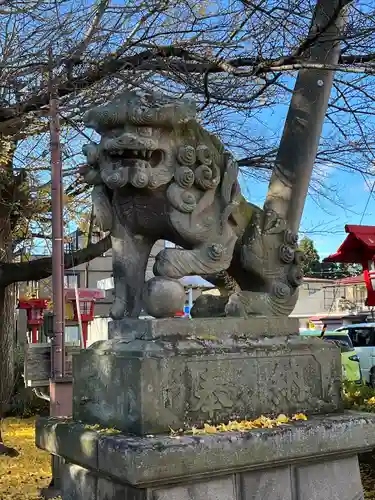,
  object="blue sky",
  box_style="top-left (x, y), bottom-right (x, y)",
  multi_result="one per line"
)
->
top-left (240, 167), bottom-right (370, 259)
top-left (237, 98), bottom-right (374, 261)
